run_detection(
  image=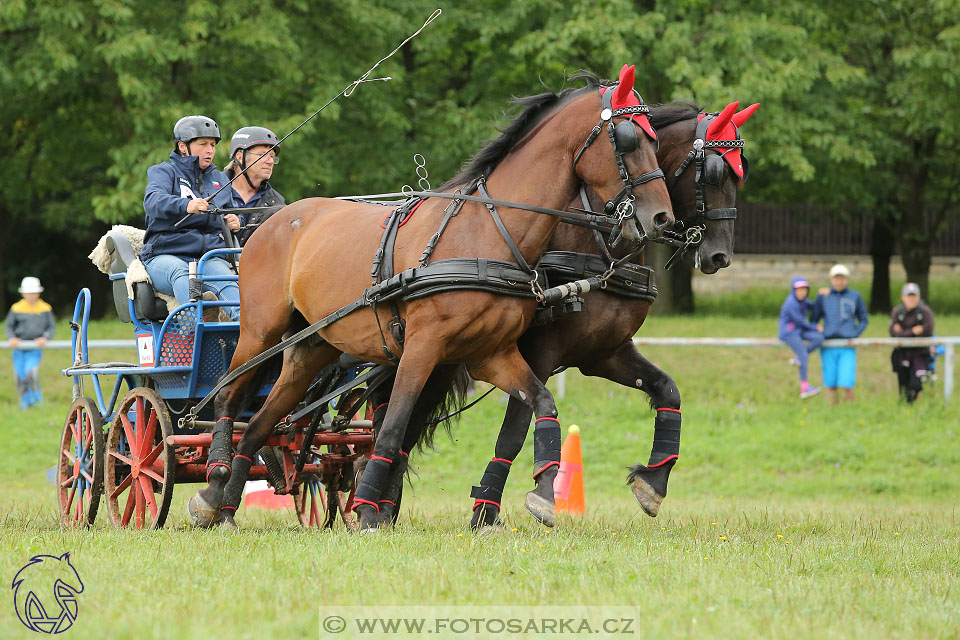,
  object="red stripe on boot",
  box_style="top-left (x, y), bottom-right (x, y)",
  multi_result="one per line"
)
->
top-left (472, 499), bottom-right (501, 511)
top-left (648, 454), bottom-right (679, 468)
top-left (351, 498), bottom-right (379, 513)
top-left (532, 460), bottom-right (560, 479)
